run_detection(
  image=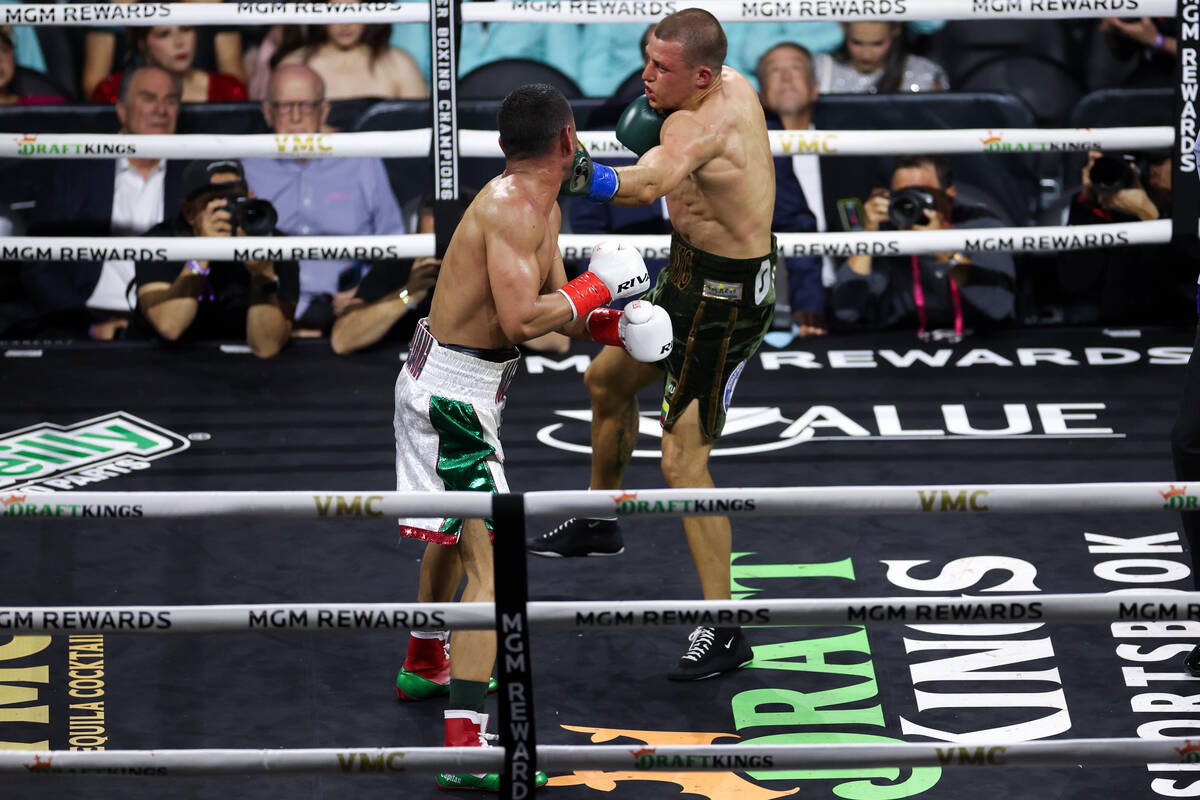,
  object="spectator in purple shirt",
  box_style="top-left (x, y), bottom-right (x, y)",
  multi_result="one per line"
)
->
top-left (242, 63), bottom-right (406, 336)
